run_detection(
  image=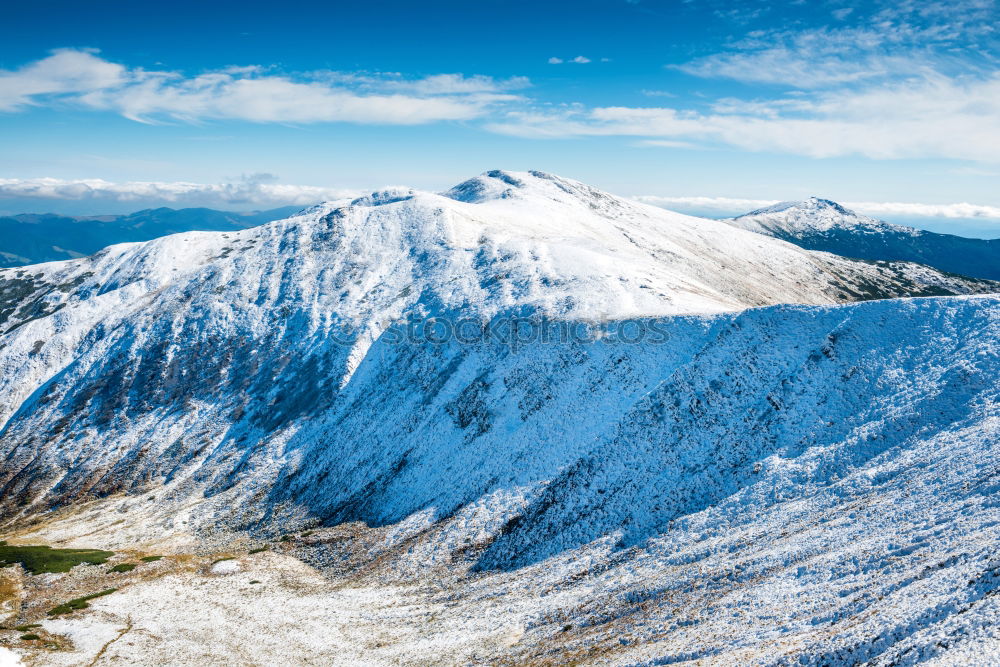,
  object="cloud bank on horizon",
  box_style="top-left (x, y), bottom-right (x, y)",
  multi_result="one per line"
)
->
top-left (635, 195), bottom-right (1000, 222)
top-left (0, 174), bottom-right (358, 209)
